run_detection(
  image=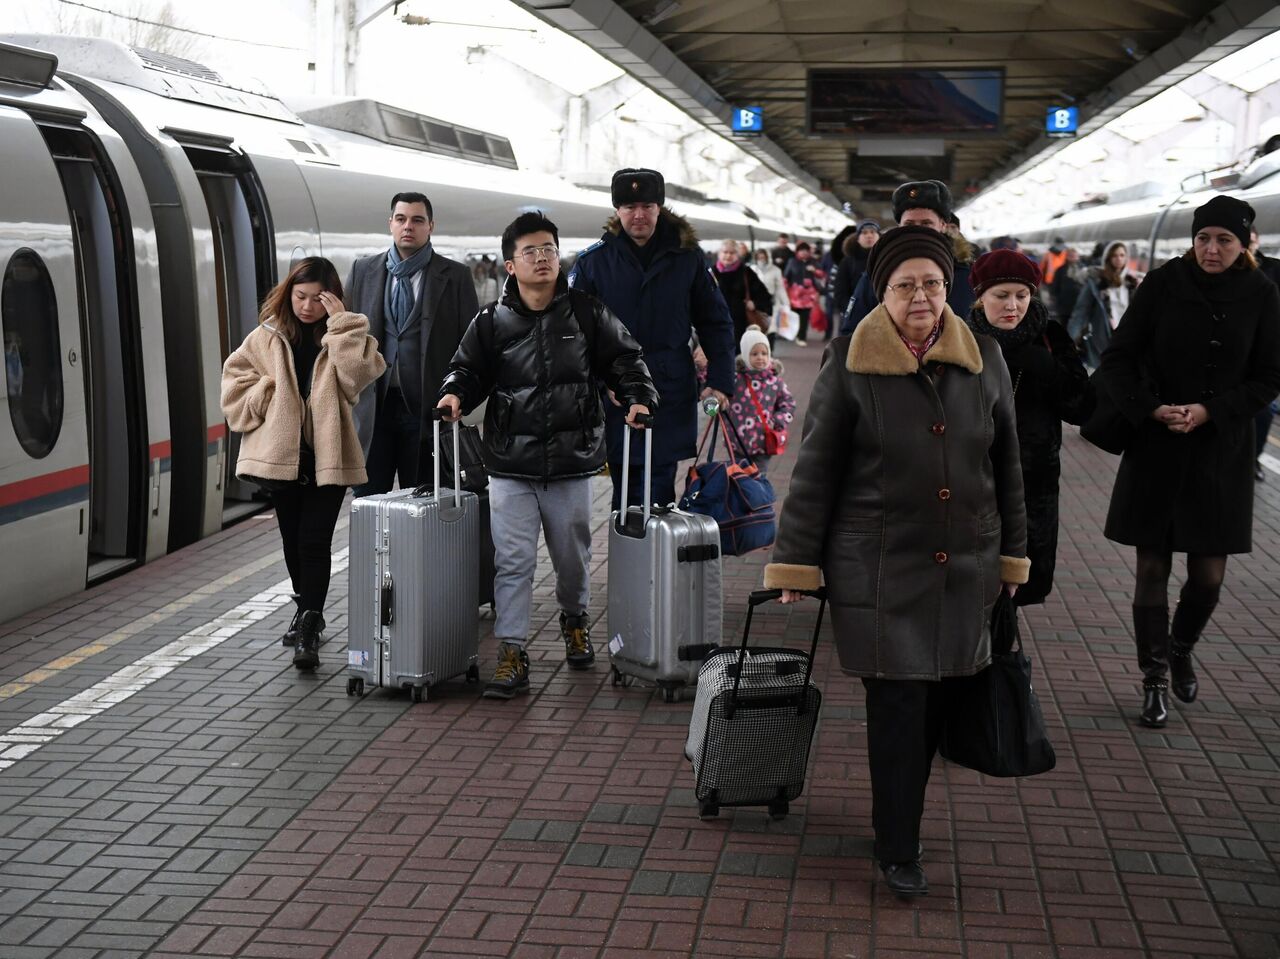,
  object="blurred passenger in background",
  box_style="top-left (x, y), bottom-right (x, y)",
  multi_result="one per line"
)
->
top-left (472, 258), bottom-right (499, 308)
top-left (1068, 240), bottom-right (1139, 368)
top-left (833, 220), bottom-right (879, 321)
top-left (771, 232), bottom-right (794, 271)
top-left (784, 241), bottom-right (821, 346)
top-left (1048, 247), bottom-right (1087, 326)
top-left (1094, 195), bottom-right (1280, 729)
top-left (713, 238), bottom-right (773, 343)
top-left (751, 248), bottom-right (786, 344)
top-left (967, 250), bottom-right (1091, 607)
